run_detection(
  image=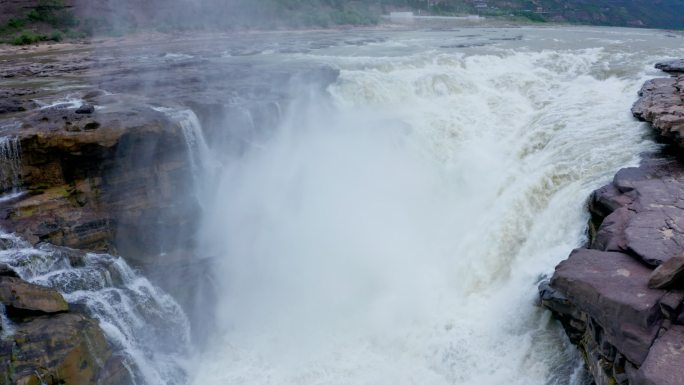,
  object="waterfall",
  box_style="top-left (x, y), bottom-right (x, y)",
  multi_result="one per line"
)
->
top-left (154, 107), bottom-right (219, 208)
top-left (0, 136), bottom-right (22, 193)
top-left (175, 109), bottom-right (213, 179)
top-left (189, 28), bottom-right (683, 385)
top-left (0, 232), bottom-right (192, 385)
top-left (2, 25), bottom-right (684, 385)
